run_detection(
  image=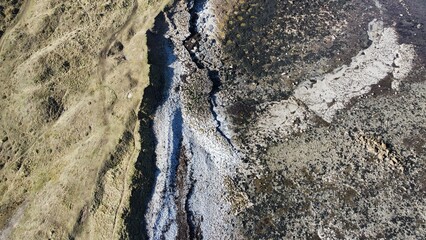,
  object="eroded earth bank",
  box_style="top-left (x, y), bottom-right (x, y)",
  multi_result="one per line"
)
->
top-left (1, 0), bottom-right (426, 239)
top-left (137, 0), bottom-right (426, 239)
